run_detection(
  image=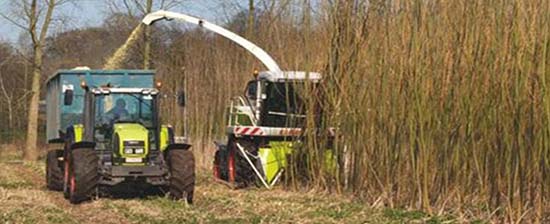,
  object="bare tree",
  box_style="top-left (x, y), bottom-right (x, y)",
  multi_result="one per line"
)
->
top-left (0, 57), bottom-right (32, 141)
top-left (1, 0), bottom-right (70, 160)
top-left (247, 0), bottom-right (255, 39)
top-left (0, 58), bottom-right (15, 134)
top-left (144, 0), bottom-right (153, 69)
